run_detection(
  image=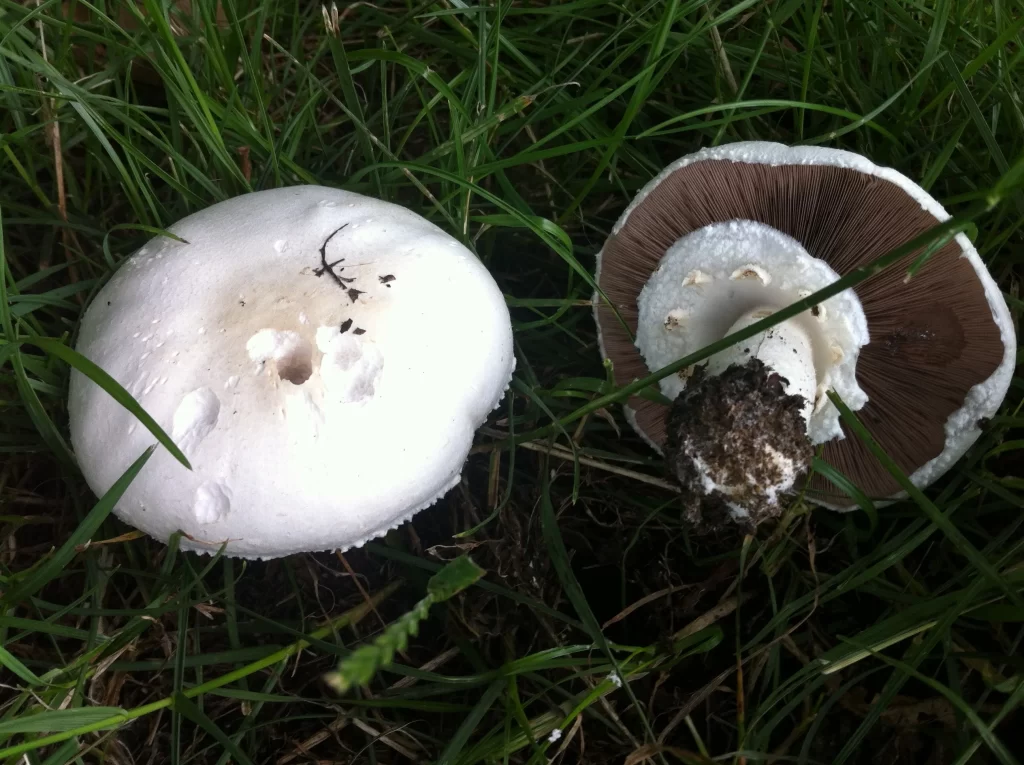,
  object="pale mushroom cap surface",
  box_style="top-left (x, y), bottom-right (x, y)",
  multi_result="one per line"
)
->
top-left (69, 186), bottom-right (515, 558)
top-left (594, 141), bottom-right (1016, 507)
